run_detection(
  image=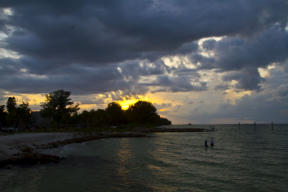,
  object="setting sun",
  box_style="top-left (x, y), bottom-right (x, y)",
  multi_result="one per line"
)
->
top-left (117, 95), bottom-right (151, 110)
top-left (118, 99), bottom-right (139, 110)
